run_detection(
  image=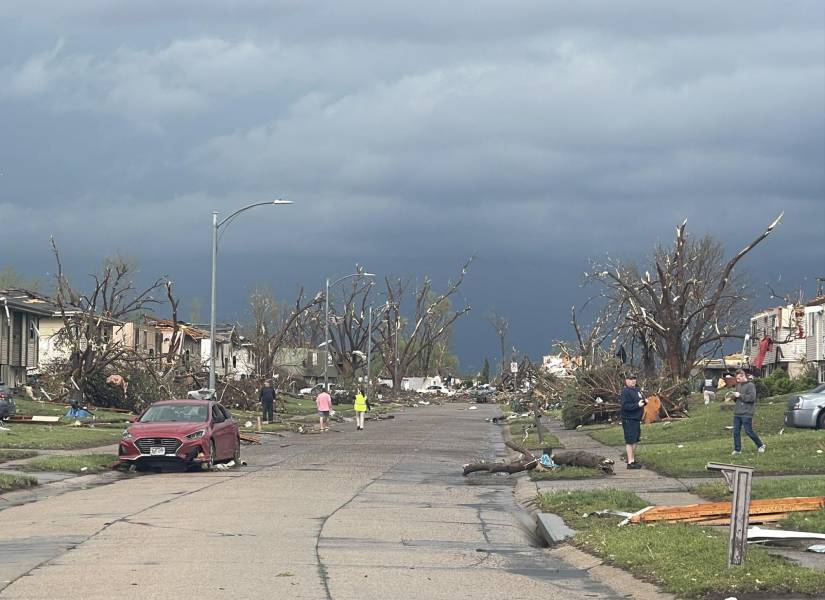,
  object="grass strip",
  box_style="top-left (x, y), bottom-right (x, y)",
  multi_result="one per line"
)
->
top-left (18, 453), bottom-right (118, 474)
top-left (0, 472), bottom-right (38, 492)
top-left (538, 489), bottom-right (825, 598)
top-left (0, 427), bottom-right (122, 450)
top-left (0, 449), bottom-right (38, 464)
